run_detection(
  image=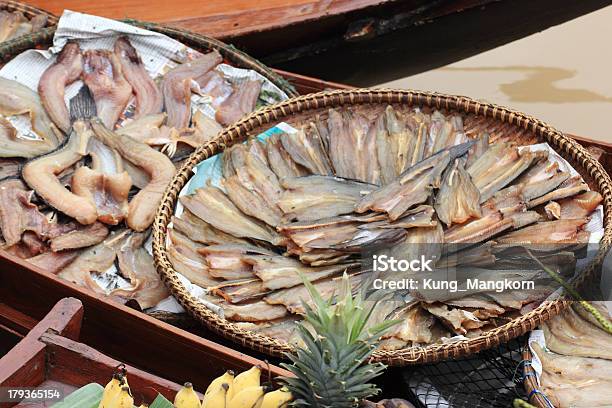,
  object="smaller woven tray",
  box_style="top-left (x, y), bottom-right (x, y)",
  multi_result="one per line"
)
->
top-left (152, 88), bottom-right (612, 365)
top-left (0, 1), bottom-right (58, 43)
